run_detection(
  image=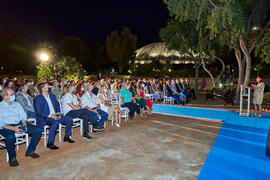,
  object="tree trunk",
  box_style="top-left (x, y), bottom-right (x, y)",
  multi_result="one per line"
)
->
top-left (190, 53), bottom-right (200, 98)
top-left (234, 49), bottom-right (243, 102)
top-left (239, 36), bottom-right (251, 86)
top-left (194, 61), bottom-right (200, 98)
top-left (165, 60), bottom-right (171, 70)
top-left (201, 56), bottom-right (215, 89)
top-left (118, 61), bottom-right (123, 73)
top-left (210, 51), bottom-right (225, 87)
